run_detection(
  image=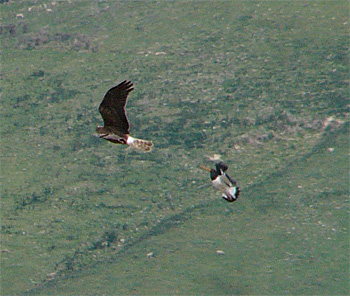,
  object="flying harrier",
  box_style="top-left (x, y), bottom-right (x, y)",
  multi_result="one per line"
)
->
top-left (95, 80), bottom-right (153, 152)
top-left (201, 162), bottom-right (240, 202)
